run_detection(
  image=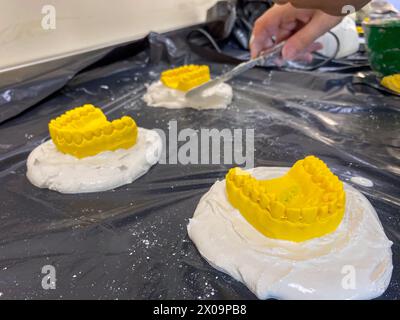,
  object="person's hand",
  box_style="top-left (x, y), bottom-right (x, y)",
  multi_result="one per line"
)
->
top-left (250, 3), bottom-right (343, 61)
